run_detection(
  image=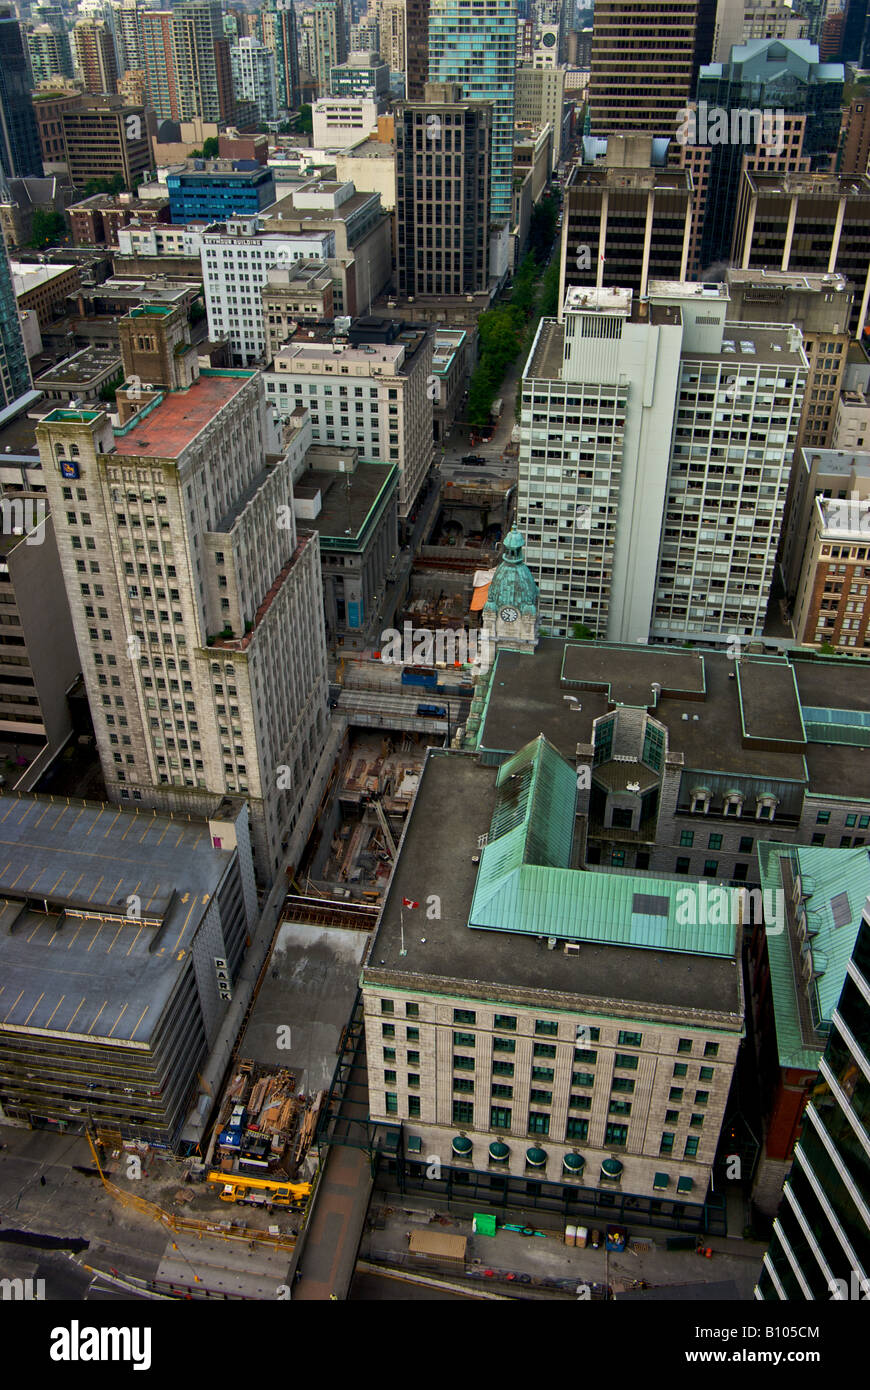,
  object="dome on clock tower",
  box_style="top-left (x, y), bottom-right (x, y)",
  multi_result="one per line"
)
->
top-left (484, 528), bottom-right (539, 614)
